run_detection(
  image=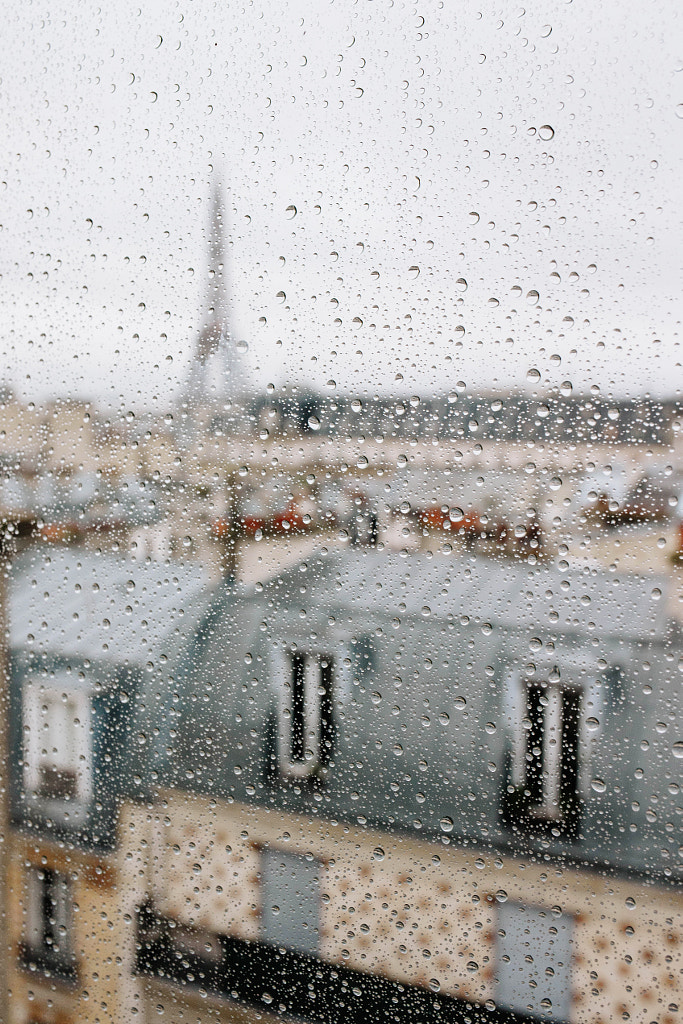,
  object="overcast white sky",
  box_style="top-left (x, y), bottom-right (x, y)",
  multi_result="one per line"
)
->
top-left (1, 0), bottom-right (682, 411)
